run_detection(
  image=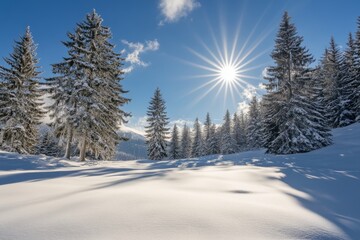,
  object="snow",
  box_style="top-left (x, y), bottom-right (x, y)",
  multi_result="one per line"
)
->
top-left (0, 123), bottom-right (359, 239)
